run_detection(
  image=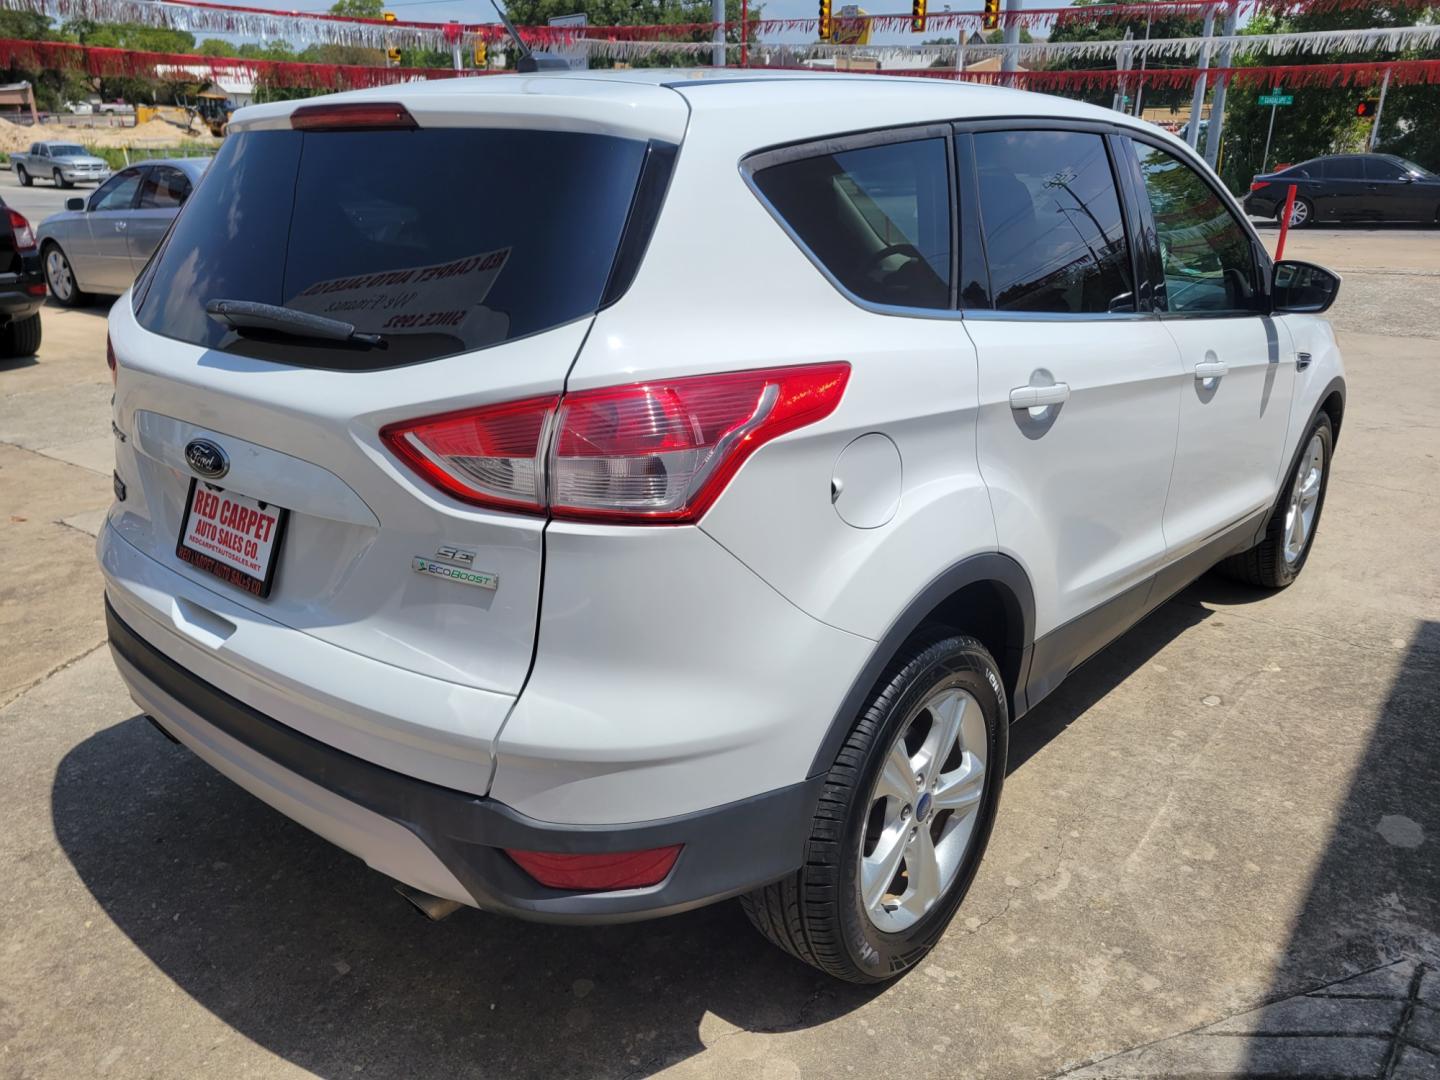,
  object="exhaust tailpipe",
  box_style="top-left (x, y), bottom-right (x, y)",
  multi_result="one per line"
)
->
top-left (394, 882), bottom-right (464, 921)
